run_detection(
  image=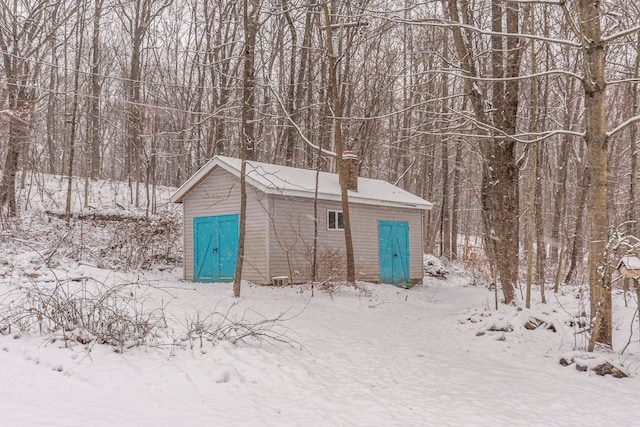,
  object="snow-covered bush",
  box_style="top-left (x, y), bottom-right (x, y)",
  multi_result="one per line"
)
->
top-left (0, 278), bottom-right (167, 352)
top-left (0, 275), bottom-right (297, 353)
top-left (423, 254), bottom-right (447, 278)
top-left (98, 212), bottom-right (182, 270)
